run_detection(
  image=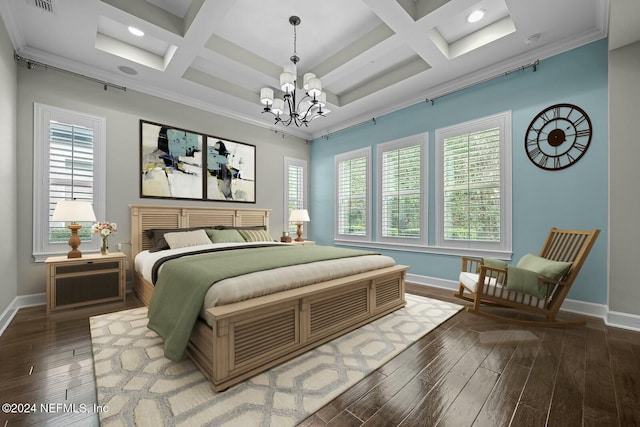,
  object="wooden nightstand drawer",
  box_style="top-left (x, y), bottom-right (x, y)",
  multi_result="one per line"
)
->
top-left (45, 252), bottom-right (126, 314)
top-left (54, 260), bottom-right (120, 275)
